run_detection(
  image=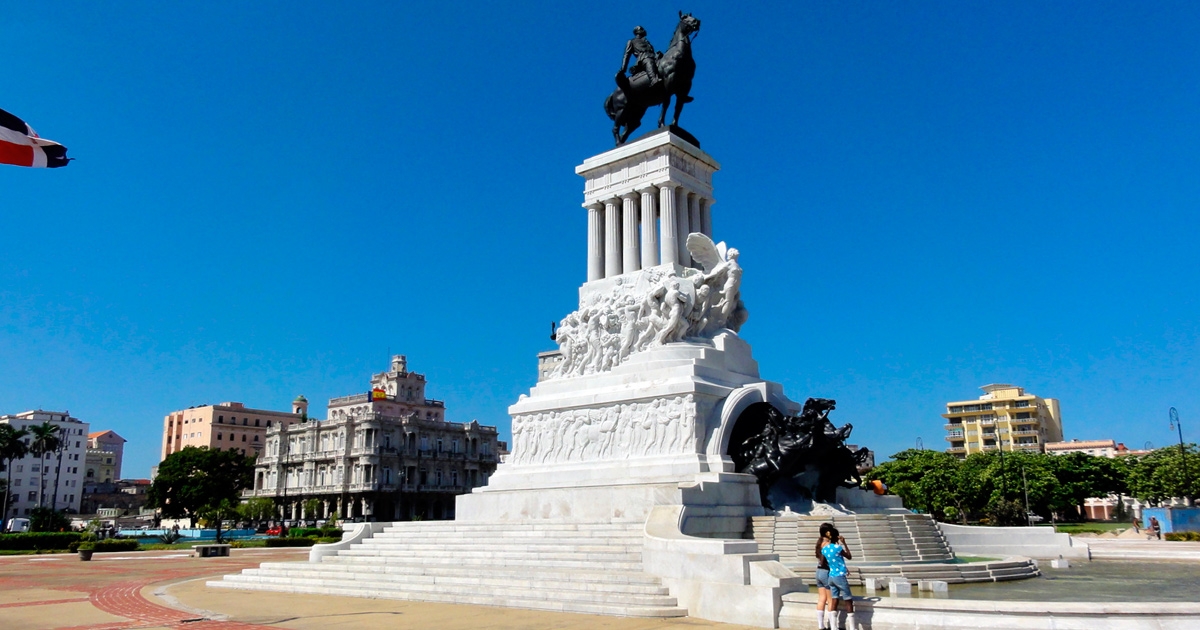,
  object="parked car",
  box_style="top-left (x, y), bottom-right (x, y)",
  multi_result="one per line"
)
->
top-left (4, 518), bottom-right (31, 533)
top-left (266, 525), bottom-right (283, 536)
